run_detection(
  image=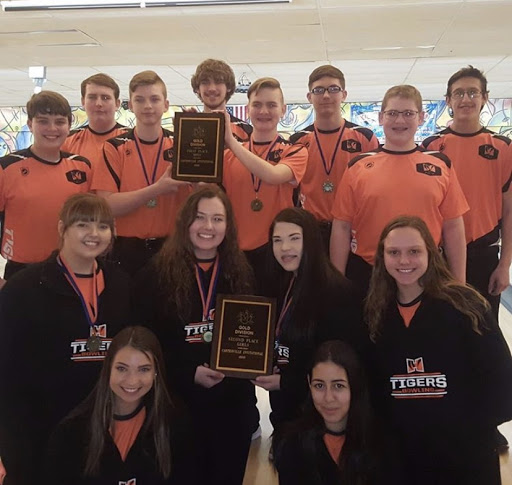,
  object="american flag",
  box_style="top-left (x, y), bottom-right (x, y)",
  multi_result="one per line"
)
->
top-left (227, 105), bottom-right (248, 122)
